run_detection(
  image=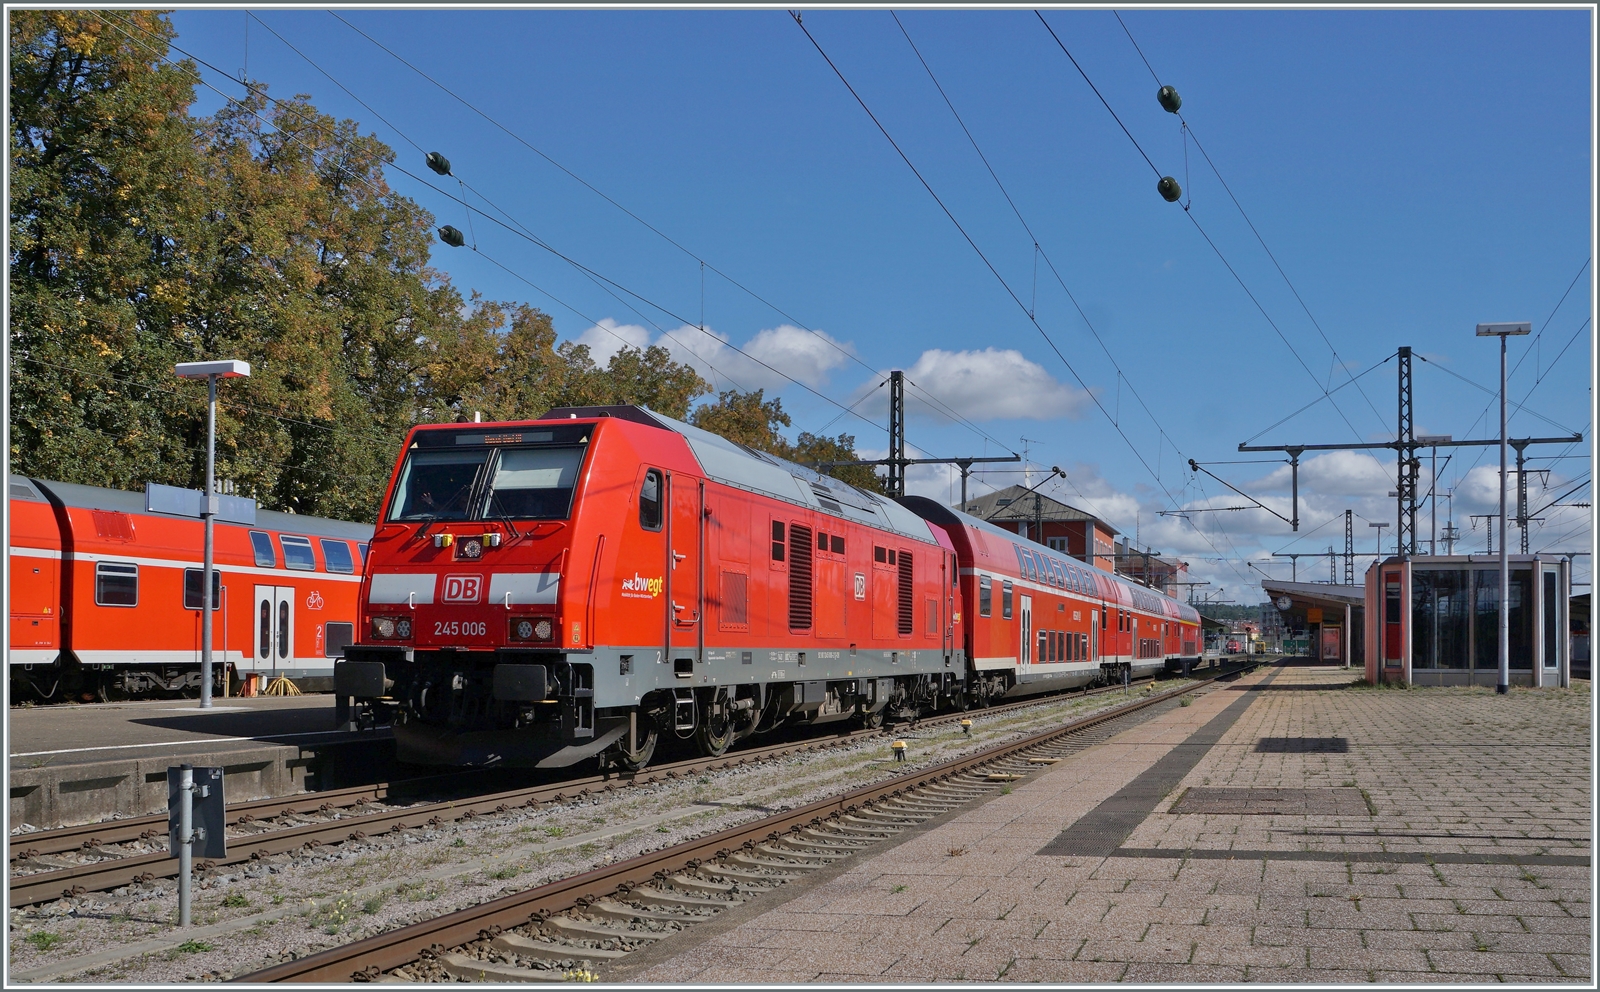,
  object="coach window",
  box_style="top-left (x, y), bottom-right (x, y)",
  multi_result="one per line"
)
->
top-left (280, 534), bottom-right (316, 571)
top-left (771, 520), bottom-right (786, 562)
top-left (1002, 579), bottom-right (1014, 620)
top-left (95, 562), bottom-right (139, 607)
top-left (357, 543), bottom-right (369, 567)
top-left (978, 575), bottom-right (992, 617)
top-left (321, 540), bottom-right (355, 574)
top-left (249, 530), bottom-right (276, 568)
top-left (183, 569), bottom-right (221, 610)
top-left (639, 469), bottom-right (663, 531)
